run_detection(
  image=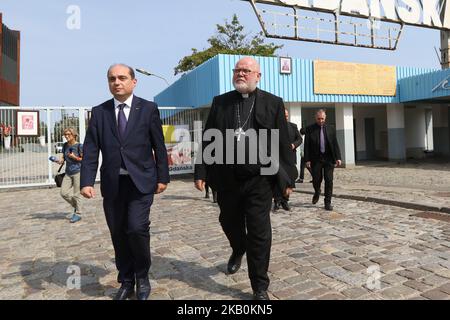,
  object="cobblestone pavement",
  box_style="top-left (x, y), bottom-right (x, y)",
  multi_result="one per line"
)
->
top-left (297, 160), bottom-right (450, 210)
top-left (0, 175), bottom-right (450, 300)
